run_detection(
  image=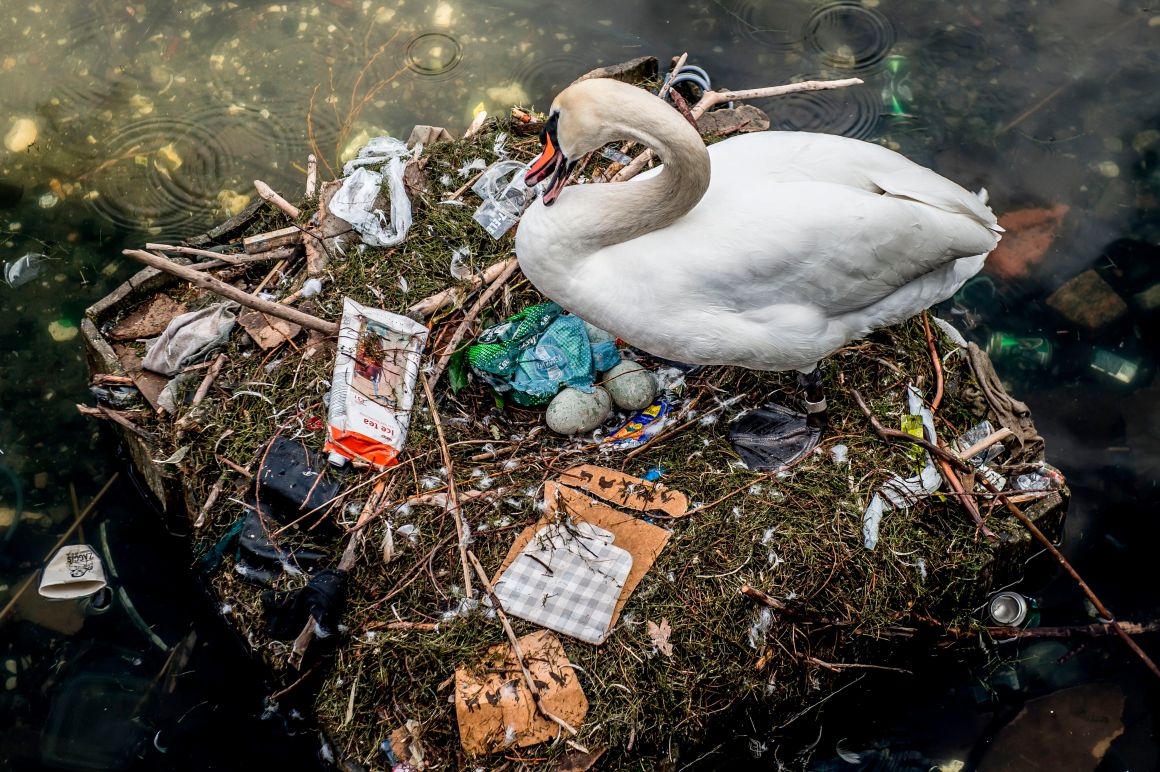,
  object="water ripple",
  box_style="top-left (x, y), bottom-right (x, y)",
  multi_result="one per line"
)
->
top-left (767, 77), bottom-right (881, 140)
top-left (712, 0), bottom-right (814, 49)
top-left (802, 2), bottom-right (896, 73)
top-left (403, 32), bottom-right (463, 79)
top-left (86, 116), bottom-right (240, 239)
top-left (507, 53), bottom-right (593, 106)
